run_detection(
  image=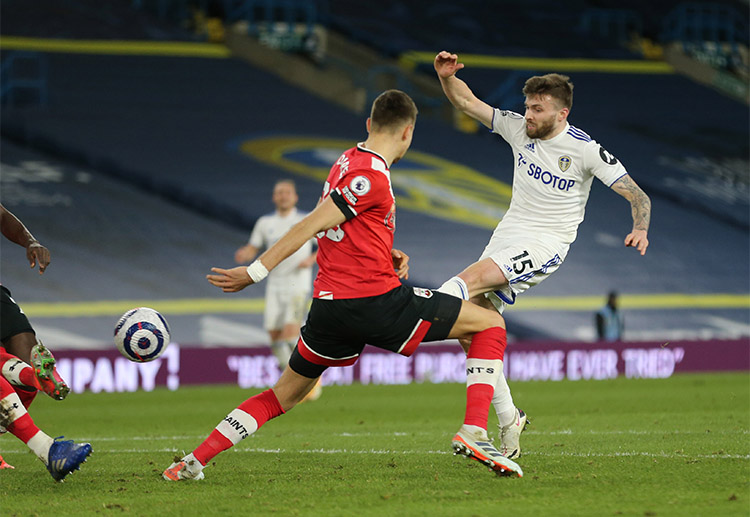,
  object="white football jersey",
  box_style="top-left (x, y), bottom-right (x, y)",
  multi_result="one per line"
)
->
top-left (491, 108), bottom-right (628, 245)
top-left (249, 208), bottom-right (314, 283)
